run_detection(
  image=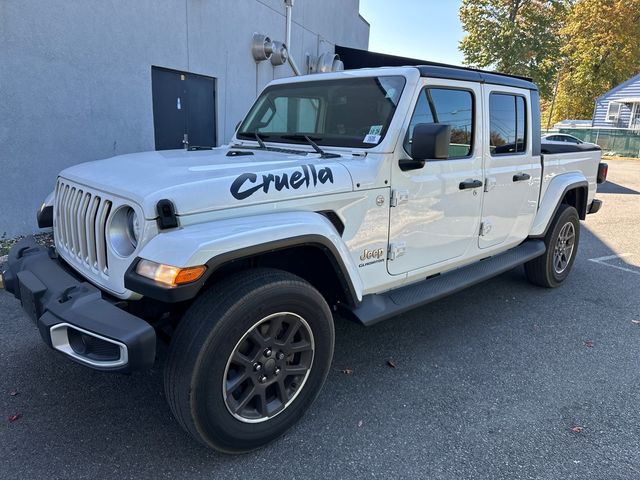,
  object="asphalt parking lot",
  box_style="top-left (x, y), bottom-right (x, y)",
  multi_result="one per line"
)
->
top-left (2, 159), bottom-right (640, 479)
